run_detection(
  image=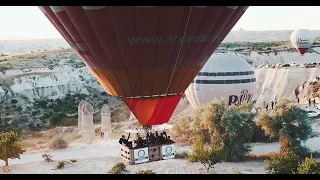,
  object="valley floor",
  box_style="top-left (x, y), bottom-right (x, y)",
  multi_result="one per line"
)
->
top-left (2, 134), bottom-right (320, 174)
top-left (2, 108), bottom-right (320, 174)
